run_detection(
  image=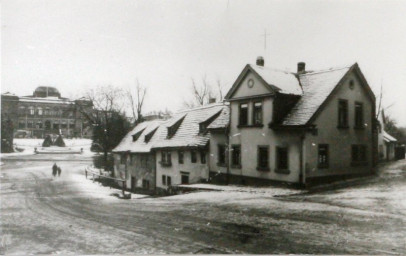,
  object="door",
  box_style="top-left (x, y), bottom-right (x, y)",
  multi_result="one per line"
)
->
top-left (131, 176), bottom-right (136, 192)
top-left (181, 173), bottom-right (189, 184)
